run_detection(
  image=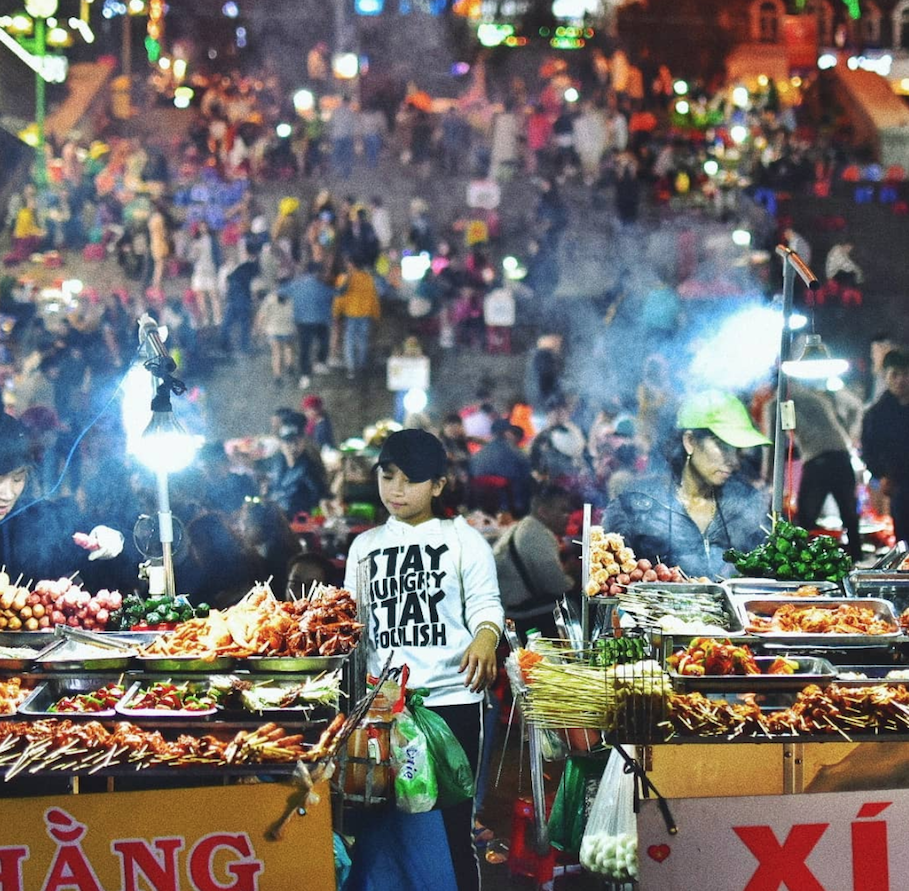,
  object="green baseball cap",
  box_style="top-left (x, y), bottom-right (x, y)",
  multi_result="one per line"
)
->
top-left (677, 390), bottom-right (771, 449)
